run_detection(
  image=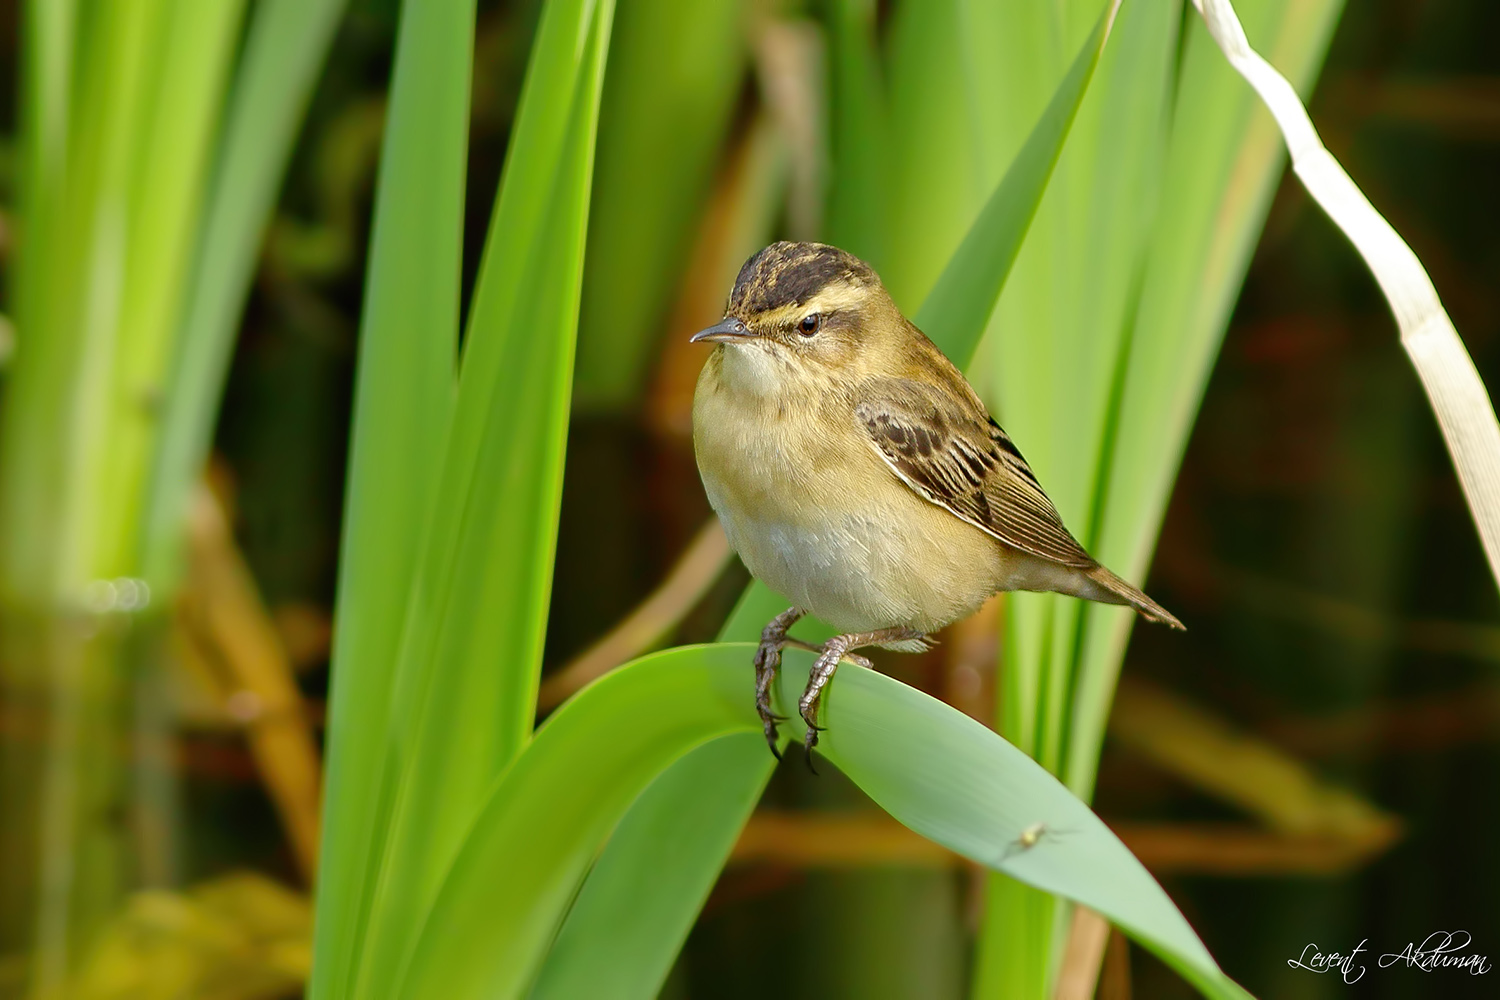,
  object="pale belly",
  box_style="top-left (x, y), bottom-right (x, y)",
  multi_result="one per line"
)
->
top-left (715, 501), bottom-right (1007, 635)
top-left (693, 357), bottom-right (1009, 633)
